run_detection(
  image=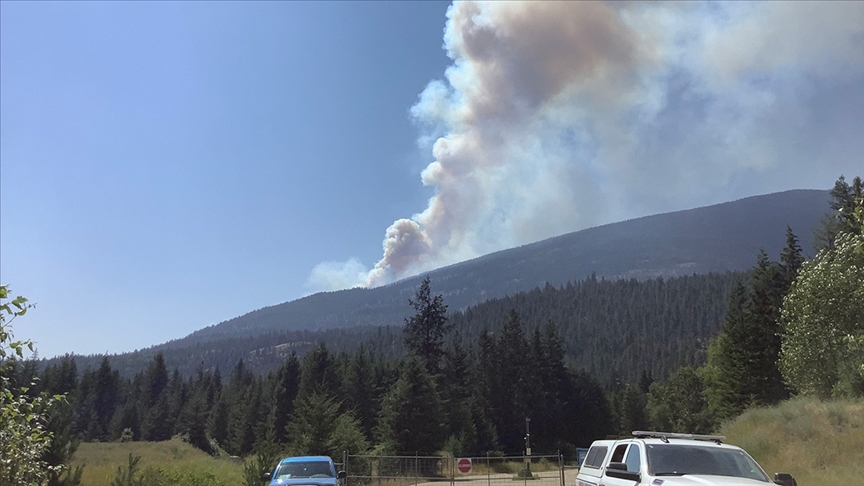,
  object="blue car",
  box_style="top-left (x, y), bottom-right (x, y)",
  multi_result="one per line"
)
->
top-left (264, 456), bottom-right (346, 486)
